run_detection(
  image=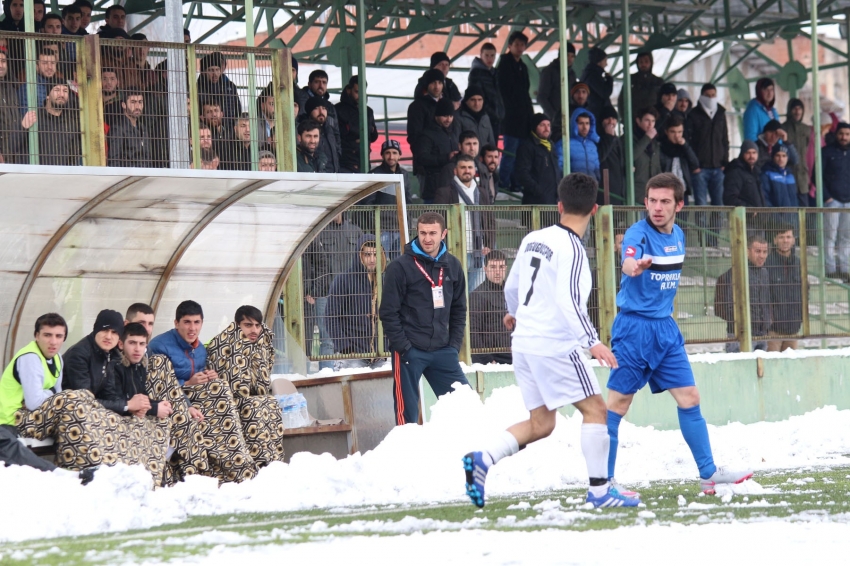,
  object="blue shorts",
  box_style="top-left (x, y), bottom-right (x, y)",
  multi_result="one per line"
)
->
top-left (607, 312), bottom-right (695, 395)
